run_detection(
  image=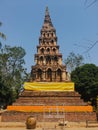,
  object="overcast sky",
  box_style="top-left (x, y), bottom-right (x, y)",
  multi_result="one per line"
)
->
top-left (0, 0), bottom-right (98, 72)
